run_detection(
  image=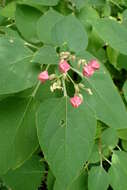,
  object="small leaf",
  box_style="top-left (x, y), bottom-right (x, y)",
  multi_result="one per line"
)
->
top-left (52, 14), bottom-right (88, 52)
top-left (32, 45), bottom-right (58, 65)
top-left (101, 128), bottom-right (118, 150)
top-left (88, 167), bottom-right (109, 190)
top-left (37, 9), bottom-right (63, 44)
top-left (2, 156), bottom-right (45, 190)
top-left (15, 5), bottom-right (42, 43)
top-left (36, 97), bottom-right (96, 188)
top-left (109, 151), bottom-right (127, 190)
